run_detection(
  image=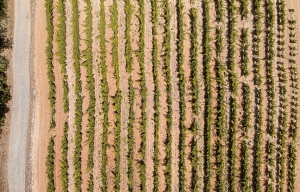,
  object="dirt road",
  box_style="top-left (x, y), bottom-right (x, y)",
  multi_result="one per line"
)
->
top-left (7, 0), bottom-right (31, 191)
